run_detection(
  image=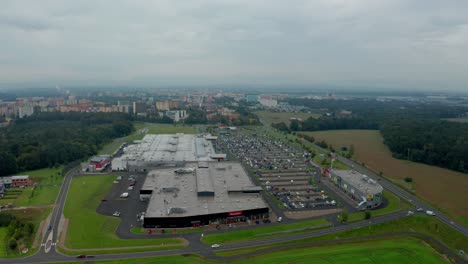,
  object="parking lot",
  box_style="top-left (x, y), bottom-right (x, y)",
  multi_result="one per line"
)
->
top-left (221, 134), bottom-right (338, 212)
top-left (96, 172), bottom-right (148, 233)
